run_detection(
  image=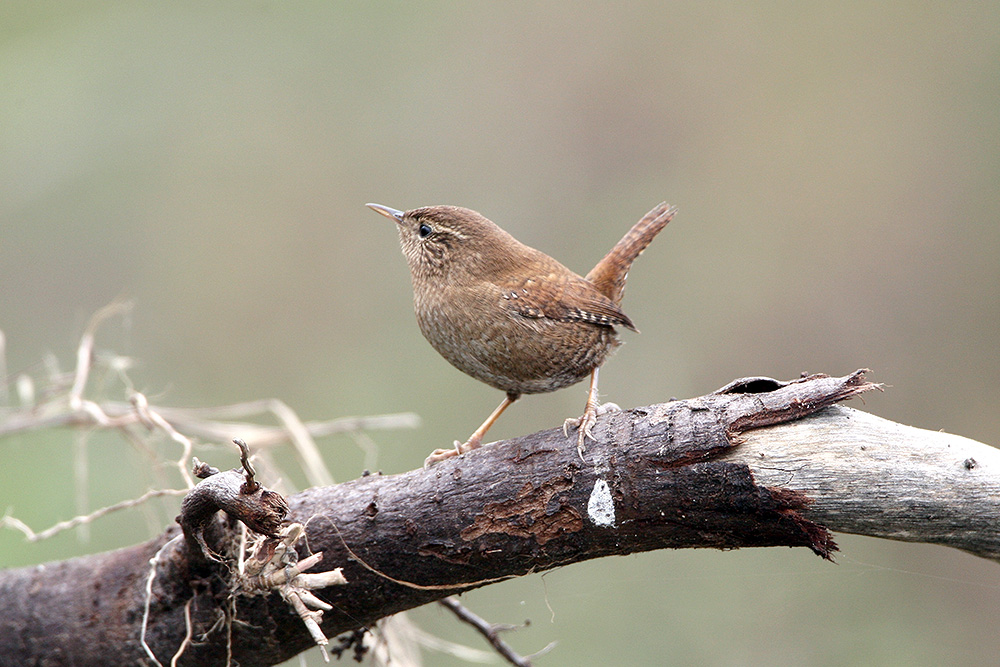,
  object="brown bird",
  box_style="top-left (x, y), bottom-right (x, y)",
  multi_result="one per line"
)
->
top-left (368, 201), bottom-right (676, 465)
